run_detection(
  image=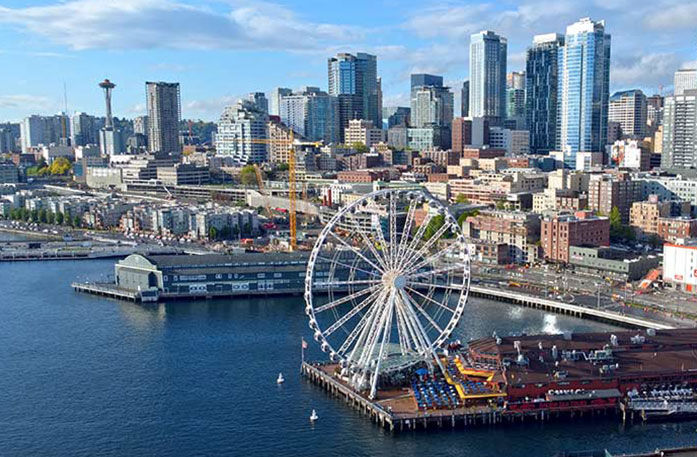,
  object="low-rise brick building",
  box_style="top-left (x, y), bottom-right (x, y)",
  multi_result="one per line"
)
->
top-left (541, 211), bottom-right (610, 263)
